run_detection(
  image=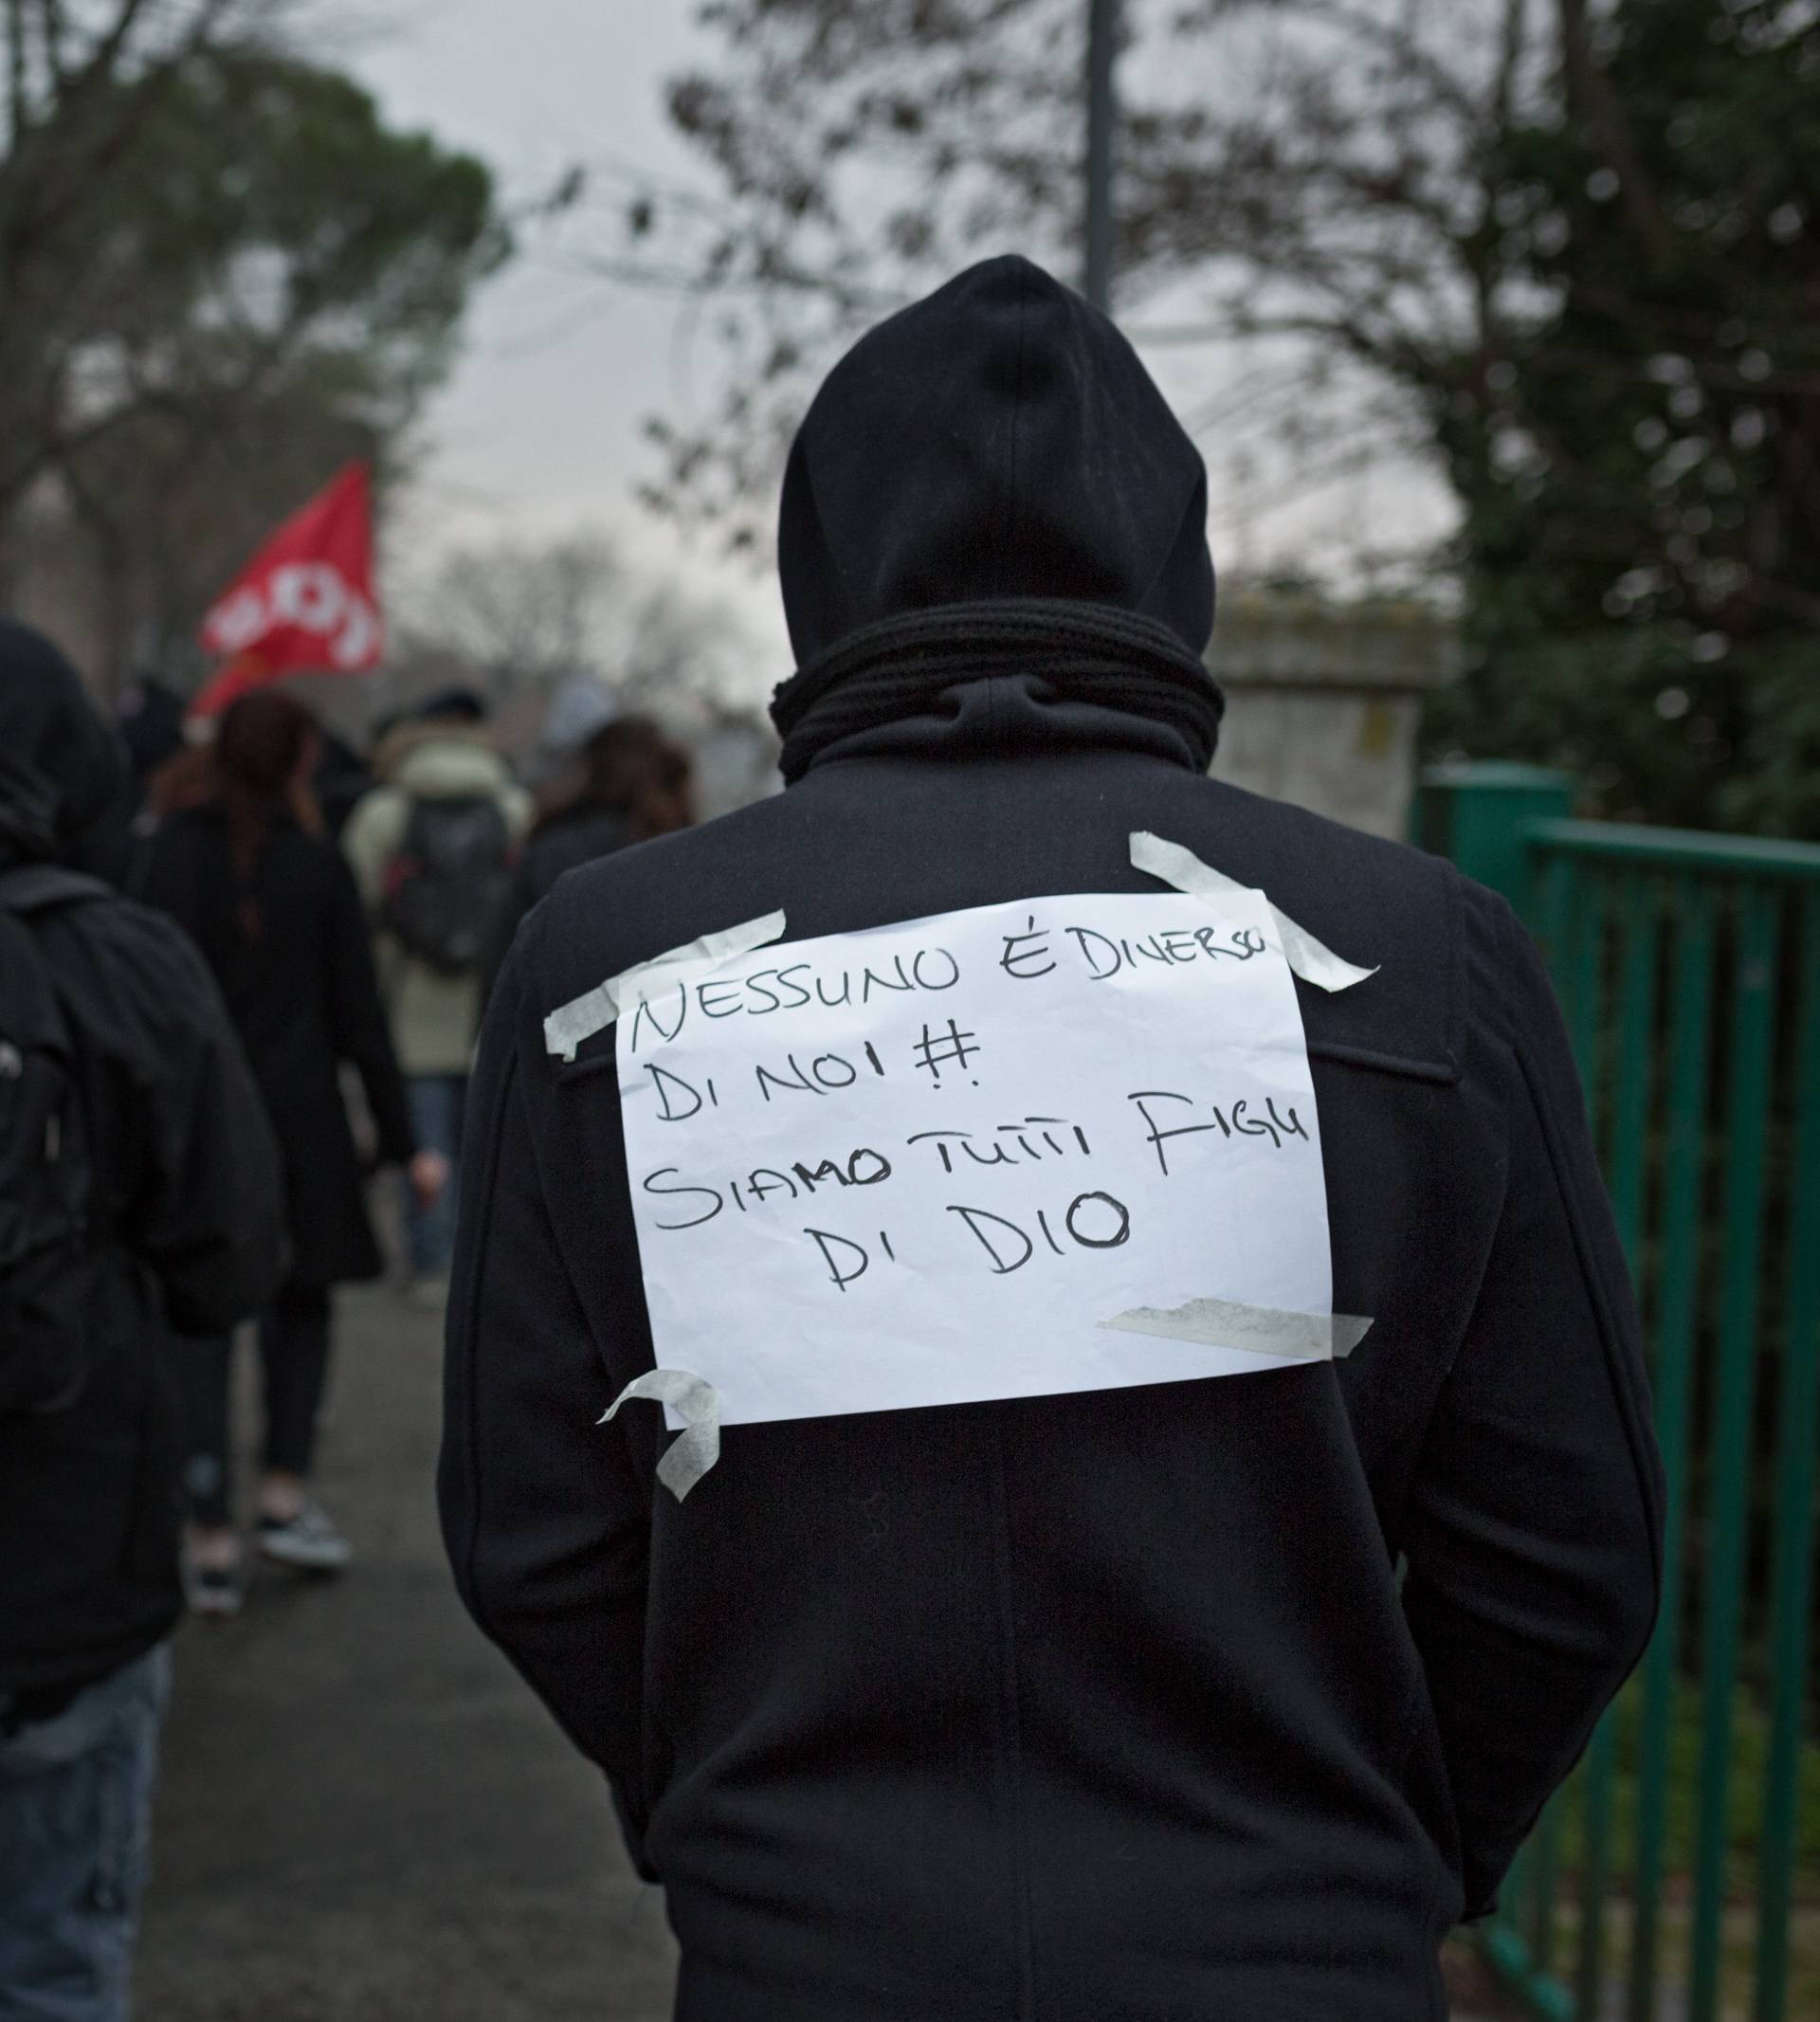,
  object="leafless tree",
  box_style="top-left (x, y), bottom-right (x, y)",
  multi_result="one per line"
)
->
top-left (577, 1), bottom-right (1671, 565)
top-left (1, 0), bottom-right (506, 689)
top-left (0, 2), bottom-right (287, 528)
top-left (616, 578), bottom-right (763, 720)
top-left (408, 533), bottom-right (624, 699)
top-left (392, 529), bottom-right (766, 721)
